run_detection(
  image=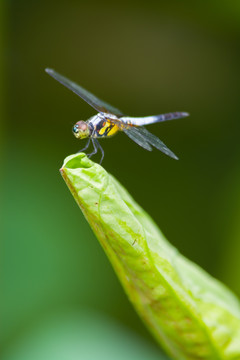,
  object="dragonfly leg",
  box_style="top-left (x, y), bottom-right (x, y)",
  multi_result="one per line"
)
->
top-left (95, 139), bottom-right (104, 164)
top-left (77, 138), bottom-right (91, 153)
top-left (88, 138), bottom-right (98, 158)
